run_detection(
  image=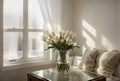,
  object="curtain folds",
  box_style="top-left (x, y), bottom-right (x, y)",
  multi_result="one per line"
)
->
top-left (38, 0), bottom-right (63, 33)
